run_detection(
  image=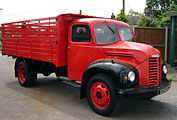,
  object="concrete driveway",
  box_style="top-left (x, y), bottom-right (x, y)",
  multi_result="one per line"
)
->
top-left (0, 54), bottom-right (177, 120)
